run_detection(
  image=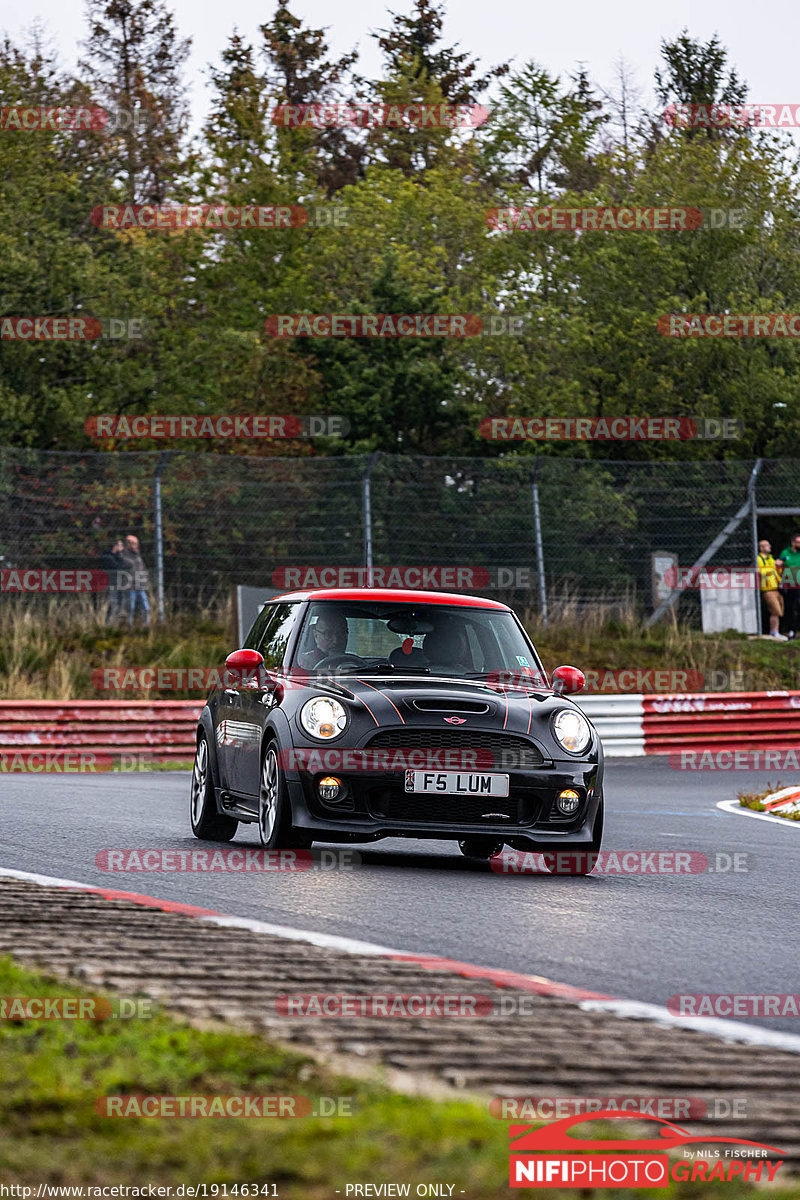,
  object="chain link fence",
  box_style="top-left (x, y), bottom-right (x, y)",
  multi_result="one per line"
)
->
top-left (0, 446), bottom-right (794, 623)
